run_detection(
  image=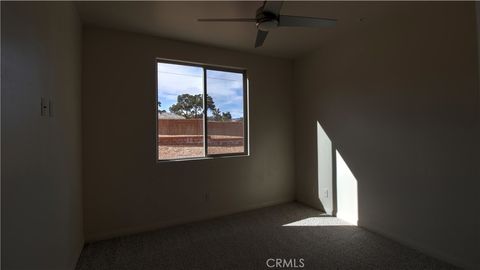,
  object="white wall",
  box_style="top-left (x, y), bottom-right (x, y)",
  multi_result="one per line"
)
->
top-left (315, 122), bottom-right (358, 224)
top-left (82, 27), bottom-right (295, 241)
top-left (1, 2), bottom-right (84, 270)
top-left (294, 2), bottom-right (480, 268)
